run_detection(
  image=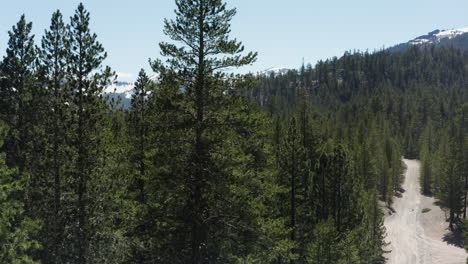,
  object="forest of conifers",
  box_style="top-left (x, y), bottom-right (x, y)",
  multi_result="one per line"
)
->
top-left (0, 0), bottom-right (466, 263)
